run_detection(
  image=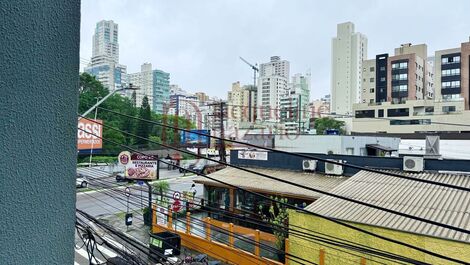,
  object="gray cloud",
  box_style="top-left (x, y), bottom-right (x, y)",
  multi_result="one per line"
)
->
top-left (80, 0), bottom-right (470, 100)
